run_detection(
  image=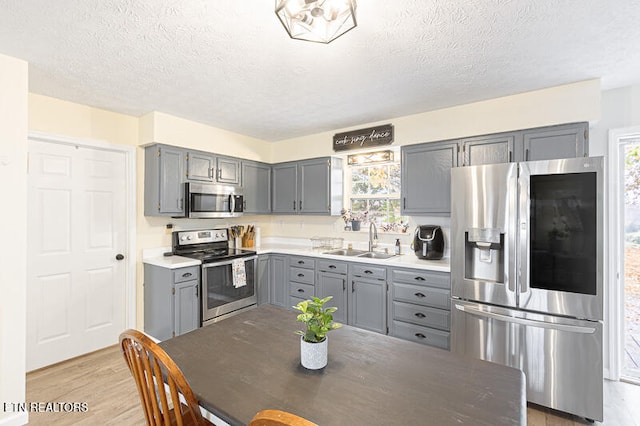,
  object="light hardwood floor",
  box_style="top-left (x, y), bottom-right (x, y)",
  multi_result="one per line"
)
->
top-left (25, 345), bottom-right (640, 425)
